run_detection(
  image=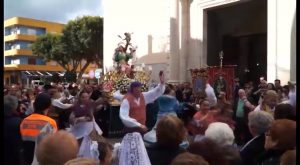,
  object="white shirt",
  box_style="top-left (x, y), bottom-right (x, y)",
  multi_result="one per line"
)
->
top-left (52, 98), bottom-right (73, 109)
top-left (205, 84), bottom-right (217, 107)
top-left (118, 83), bottom-right (165, 128)
top-left (113, 90), bottom-right (124, 101)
